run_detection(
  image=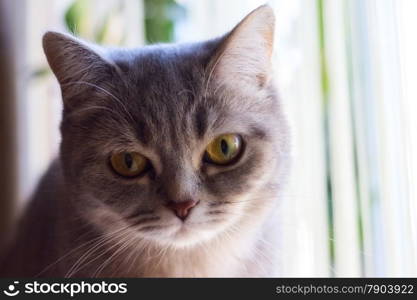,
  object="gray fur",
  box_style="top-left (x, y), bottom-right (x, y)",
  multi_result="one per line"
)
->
top-left (0, 5), bottom-right (290, 277)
